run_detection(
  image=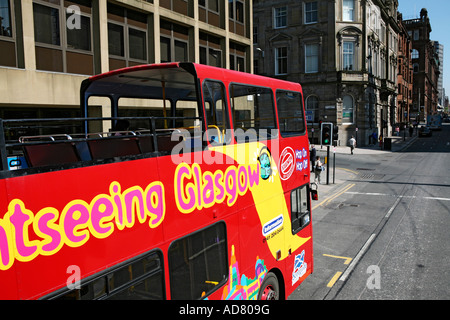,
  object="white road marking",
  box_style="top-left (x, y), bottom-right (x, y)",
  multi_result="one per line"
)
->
top-left (345, 192), bottom-right (450, 202)
top-left (340, 234), bottom-right (376, 282)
